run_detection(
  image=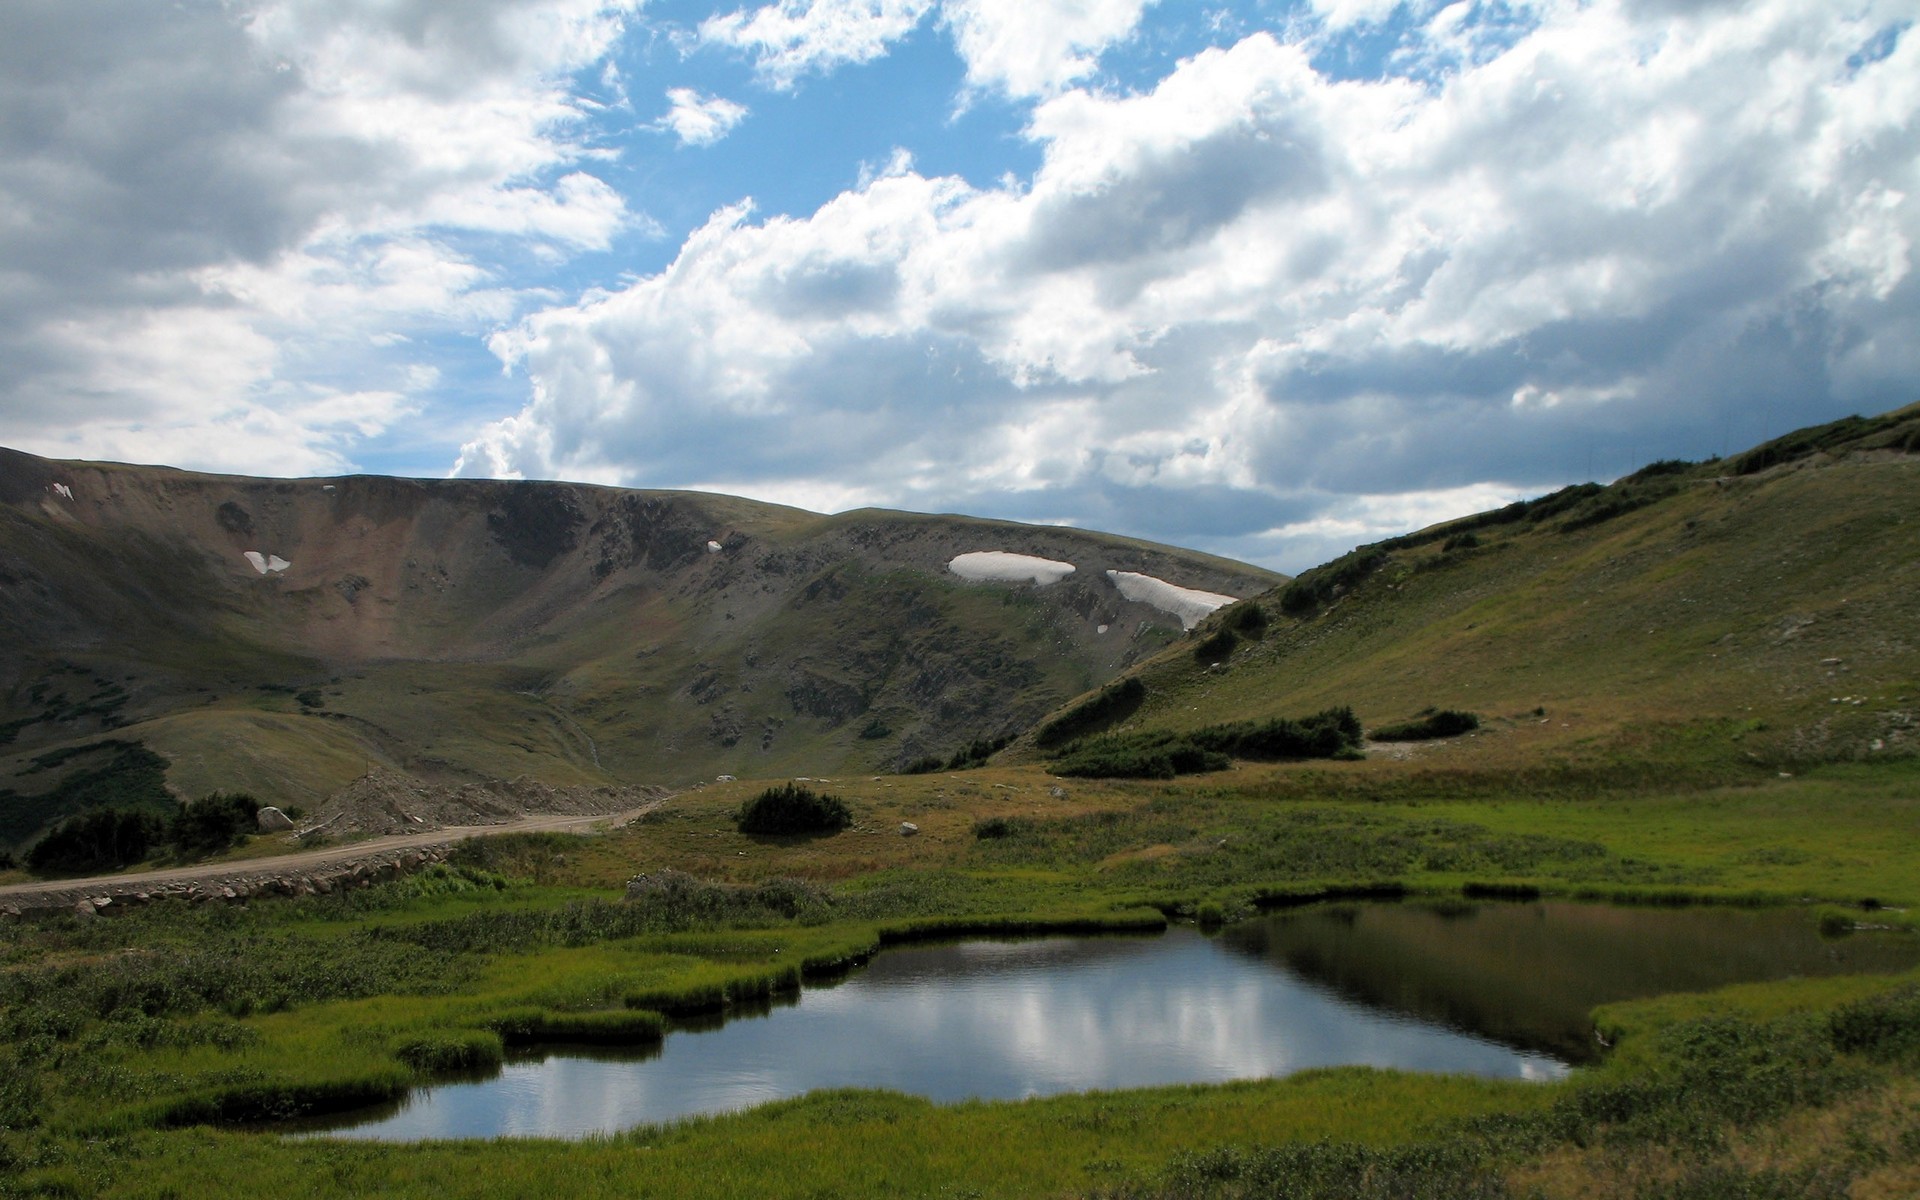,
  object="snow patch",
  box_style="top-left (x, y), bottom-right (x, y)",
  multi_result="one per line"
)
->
top-left (949, 551), bottom-right (1076, 586)
top-left (51, 482), bottom-right (73, 500)
top-left (1105, 571), bottom-right (1238, 630)
top-left (244, 551), bottom-right (291, 575)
